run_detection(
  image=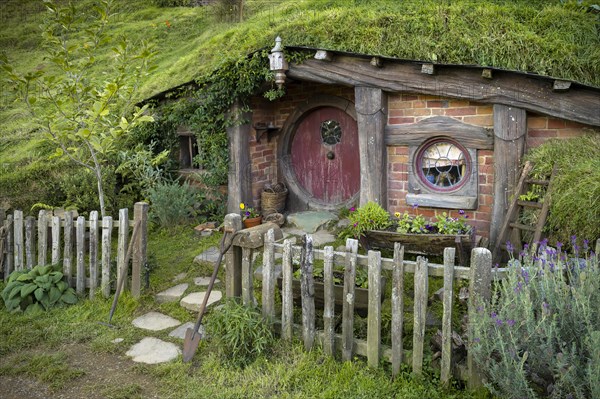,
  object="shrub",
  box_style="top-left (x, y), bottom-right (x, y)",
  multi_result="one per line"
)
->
top-left (206, 299), bottom-right (274, 367)
top-left (1, 264), bottom-right (78, 314)
top-left (344, 201), bottom-right (391, 238)
top-left (147, 181), bottom-right (197, 228)
top-left (470, 239), bottom-right (599, 398)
